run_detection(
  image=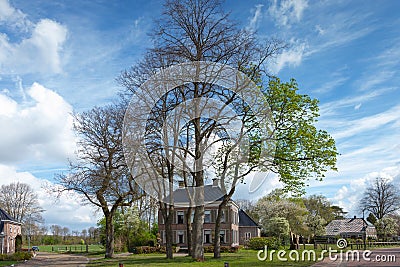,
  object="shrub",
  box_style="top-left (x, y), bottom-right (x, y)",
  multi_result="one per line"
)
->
top-left (0, 251), bottom-right (33, 261)
top-left (248, 237), bottom-right (281, 250)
